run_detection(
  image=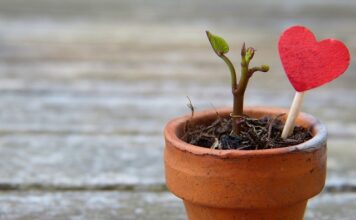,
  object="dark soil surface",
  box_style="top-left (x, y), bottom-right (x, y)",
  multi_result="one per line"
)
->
top-left (182, 114), bottom-right (312, 150)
